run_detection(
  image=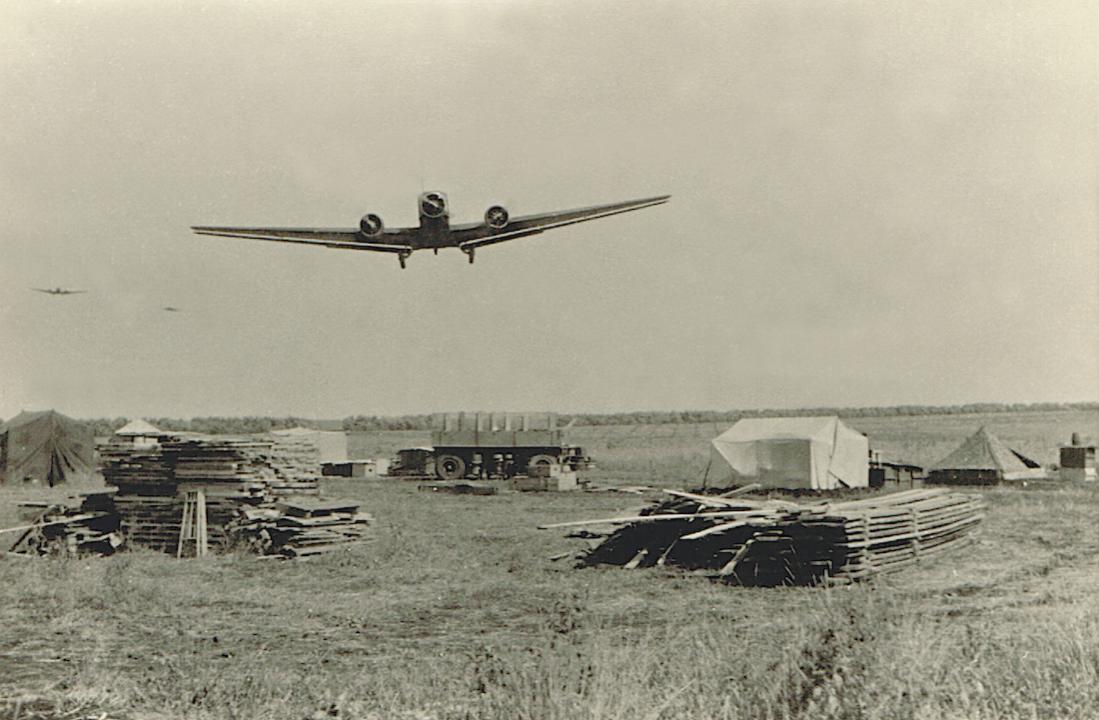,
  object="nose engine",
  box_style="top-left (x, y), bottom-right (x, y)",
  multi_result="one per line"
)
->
top-left (359, 213), bottom-right (384, 238)
top-left (484, 205), bottom-right (510, 229)
top-left (419, 191), bottom-right (448, 218)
